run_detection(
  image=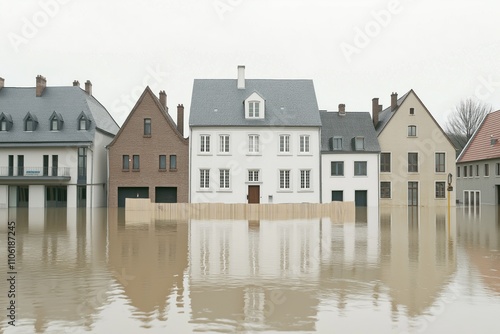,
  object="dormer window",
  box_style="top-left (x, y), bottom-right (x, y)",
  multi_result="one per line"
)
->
top-left (49, 112), bottom-right (63, 131)
top-left (24, 112), bottom-right (38, 131)
top-left (78, 112), bottom-right (90, 130)
top-left (333, 137), bottom-right (342, 150)
top-left (249, 101), bottom-right (260, 118)
top-left (244, 92), bottom-right (265, 119)
top-left (354, 137), bottom-right (365, 150)
top-left (0, 113), bottom-right (13, 132)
